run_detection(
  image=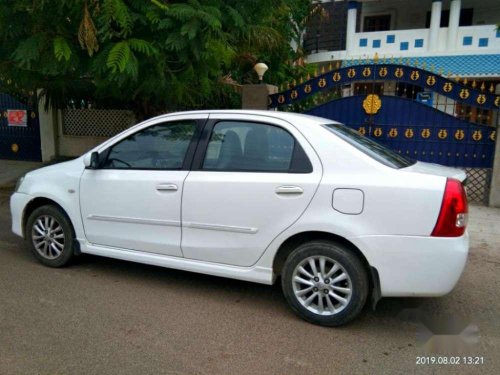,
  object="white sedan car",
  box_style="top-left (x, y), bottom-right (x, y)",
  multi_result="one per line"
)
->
top-left (11, 110), bottom-right (469, 326)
